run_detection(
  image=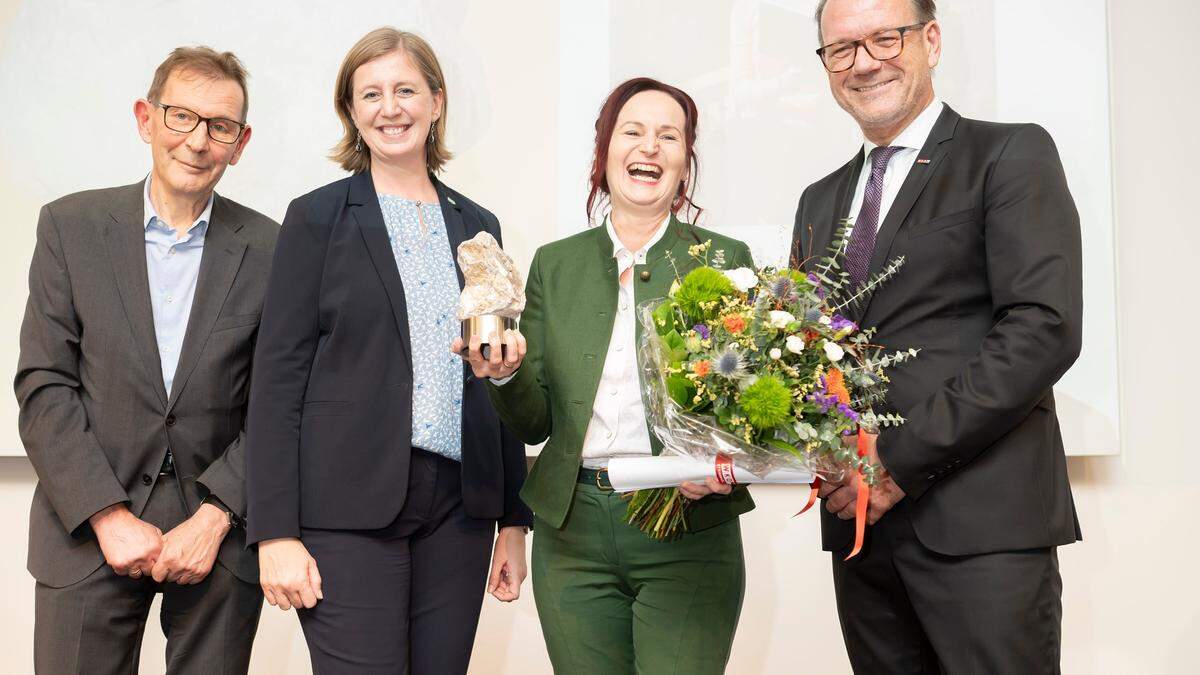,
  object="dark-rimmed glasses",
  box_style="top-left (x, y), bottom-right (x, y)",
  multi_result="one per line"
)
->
top-left (155, 103), bottom-right (245, 144)
top-left (816, 22), bottom-right (929, 73)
